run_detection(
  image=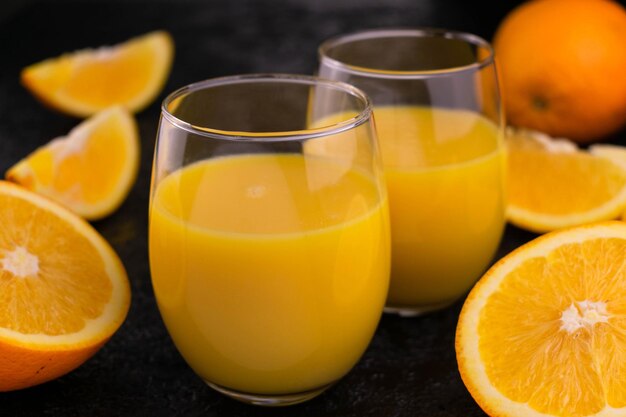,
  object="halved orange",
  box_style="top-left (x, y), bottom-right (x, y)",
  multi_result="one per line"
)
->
top-left (507, 129), bottom-right (626, 232)
top-left (6, 107), bottom-right (139, 220)
top-left (0, 181), bottom-right (130, 391)
top-left (456, 221), bottom-right (626, 417)
top-left (21, 31), bottom-right (173, 117)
